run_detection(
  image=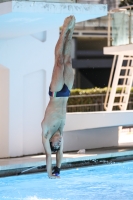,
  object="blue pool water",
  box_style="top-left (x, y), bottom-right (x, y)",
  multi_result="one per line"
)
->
top-left (0, 161), bottom-right (133, 200)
